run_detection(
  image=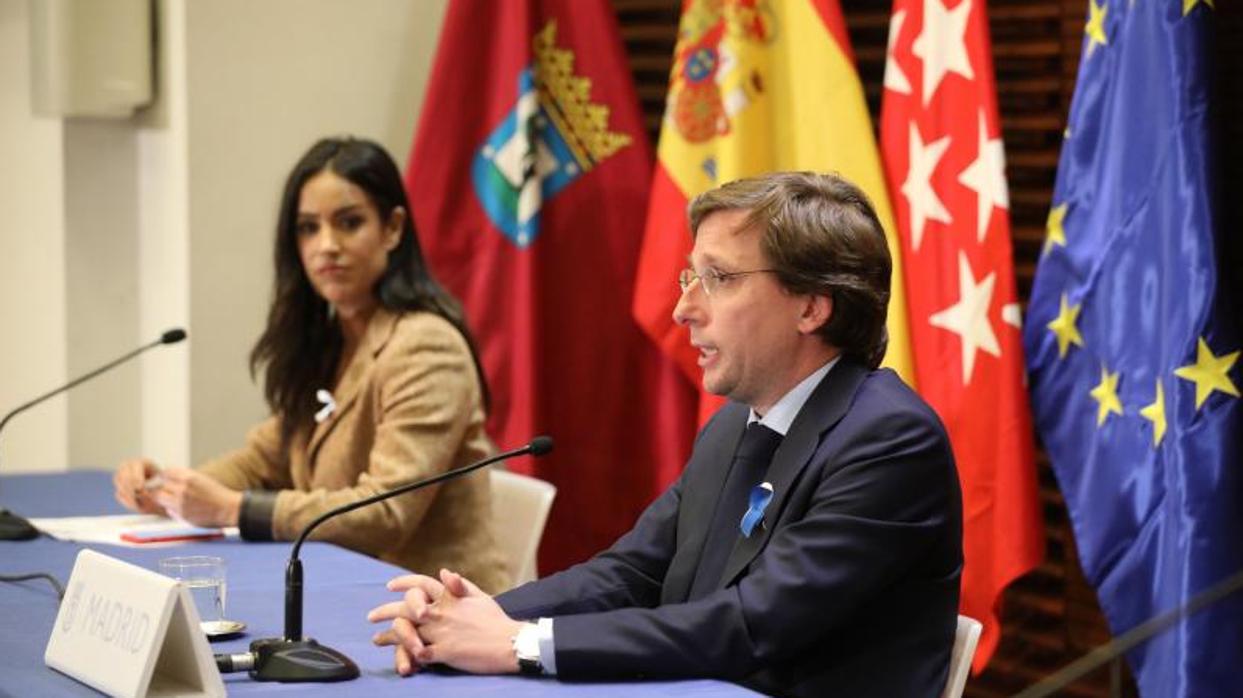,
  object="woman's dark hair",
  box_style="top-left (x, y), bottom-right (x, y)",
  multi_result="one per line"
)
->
top-left (251, 136), bottom-right (489, 446)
